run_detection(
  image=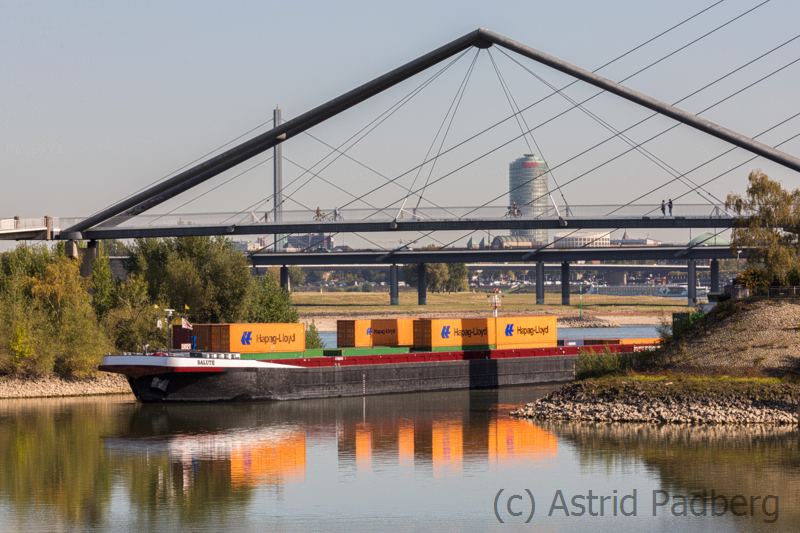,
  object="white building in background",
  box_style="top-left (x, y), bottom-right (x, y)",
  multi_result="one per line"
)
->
top-left (610, 230), bottom-right (661, 246)
top-left (509, 154), bottom-right (549, 244)
top-left (553, 231), bottom-right (611, 249)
